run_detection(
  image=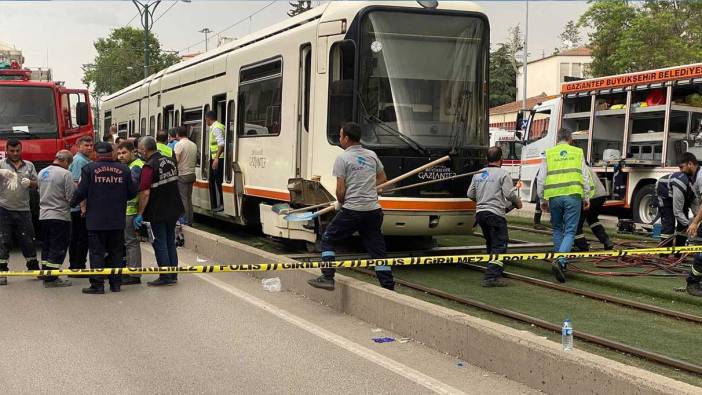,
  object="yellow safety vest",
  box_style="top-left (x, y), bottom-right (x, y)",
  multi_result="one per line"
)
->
top-left (126, 158), bottom-right (144, 216)
top-left (209, 121), bottom-right (225, 159)
top-left (157, 143), bottom-right (172, 158)
top-left (543, 143), bottom-right (585, 199)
